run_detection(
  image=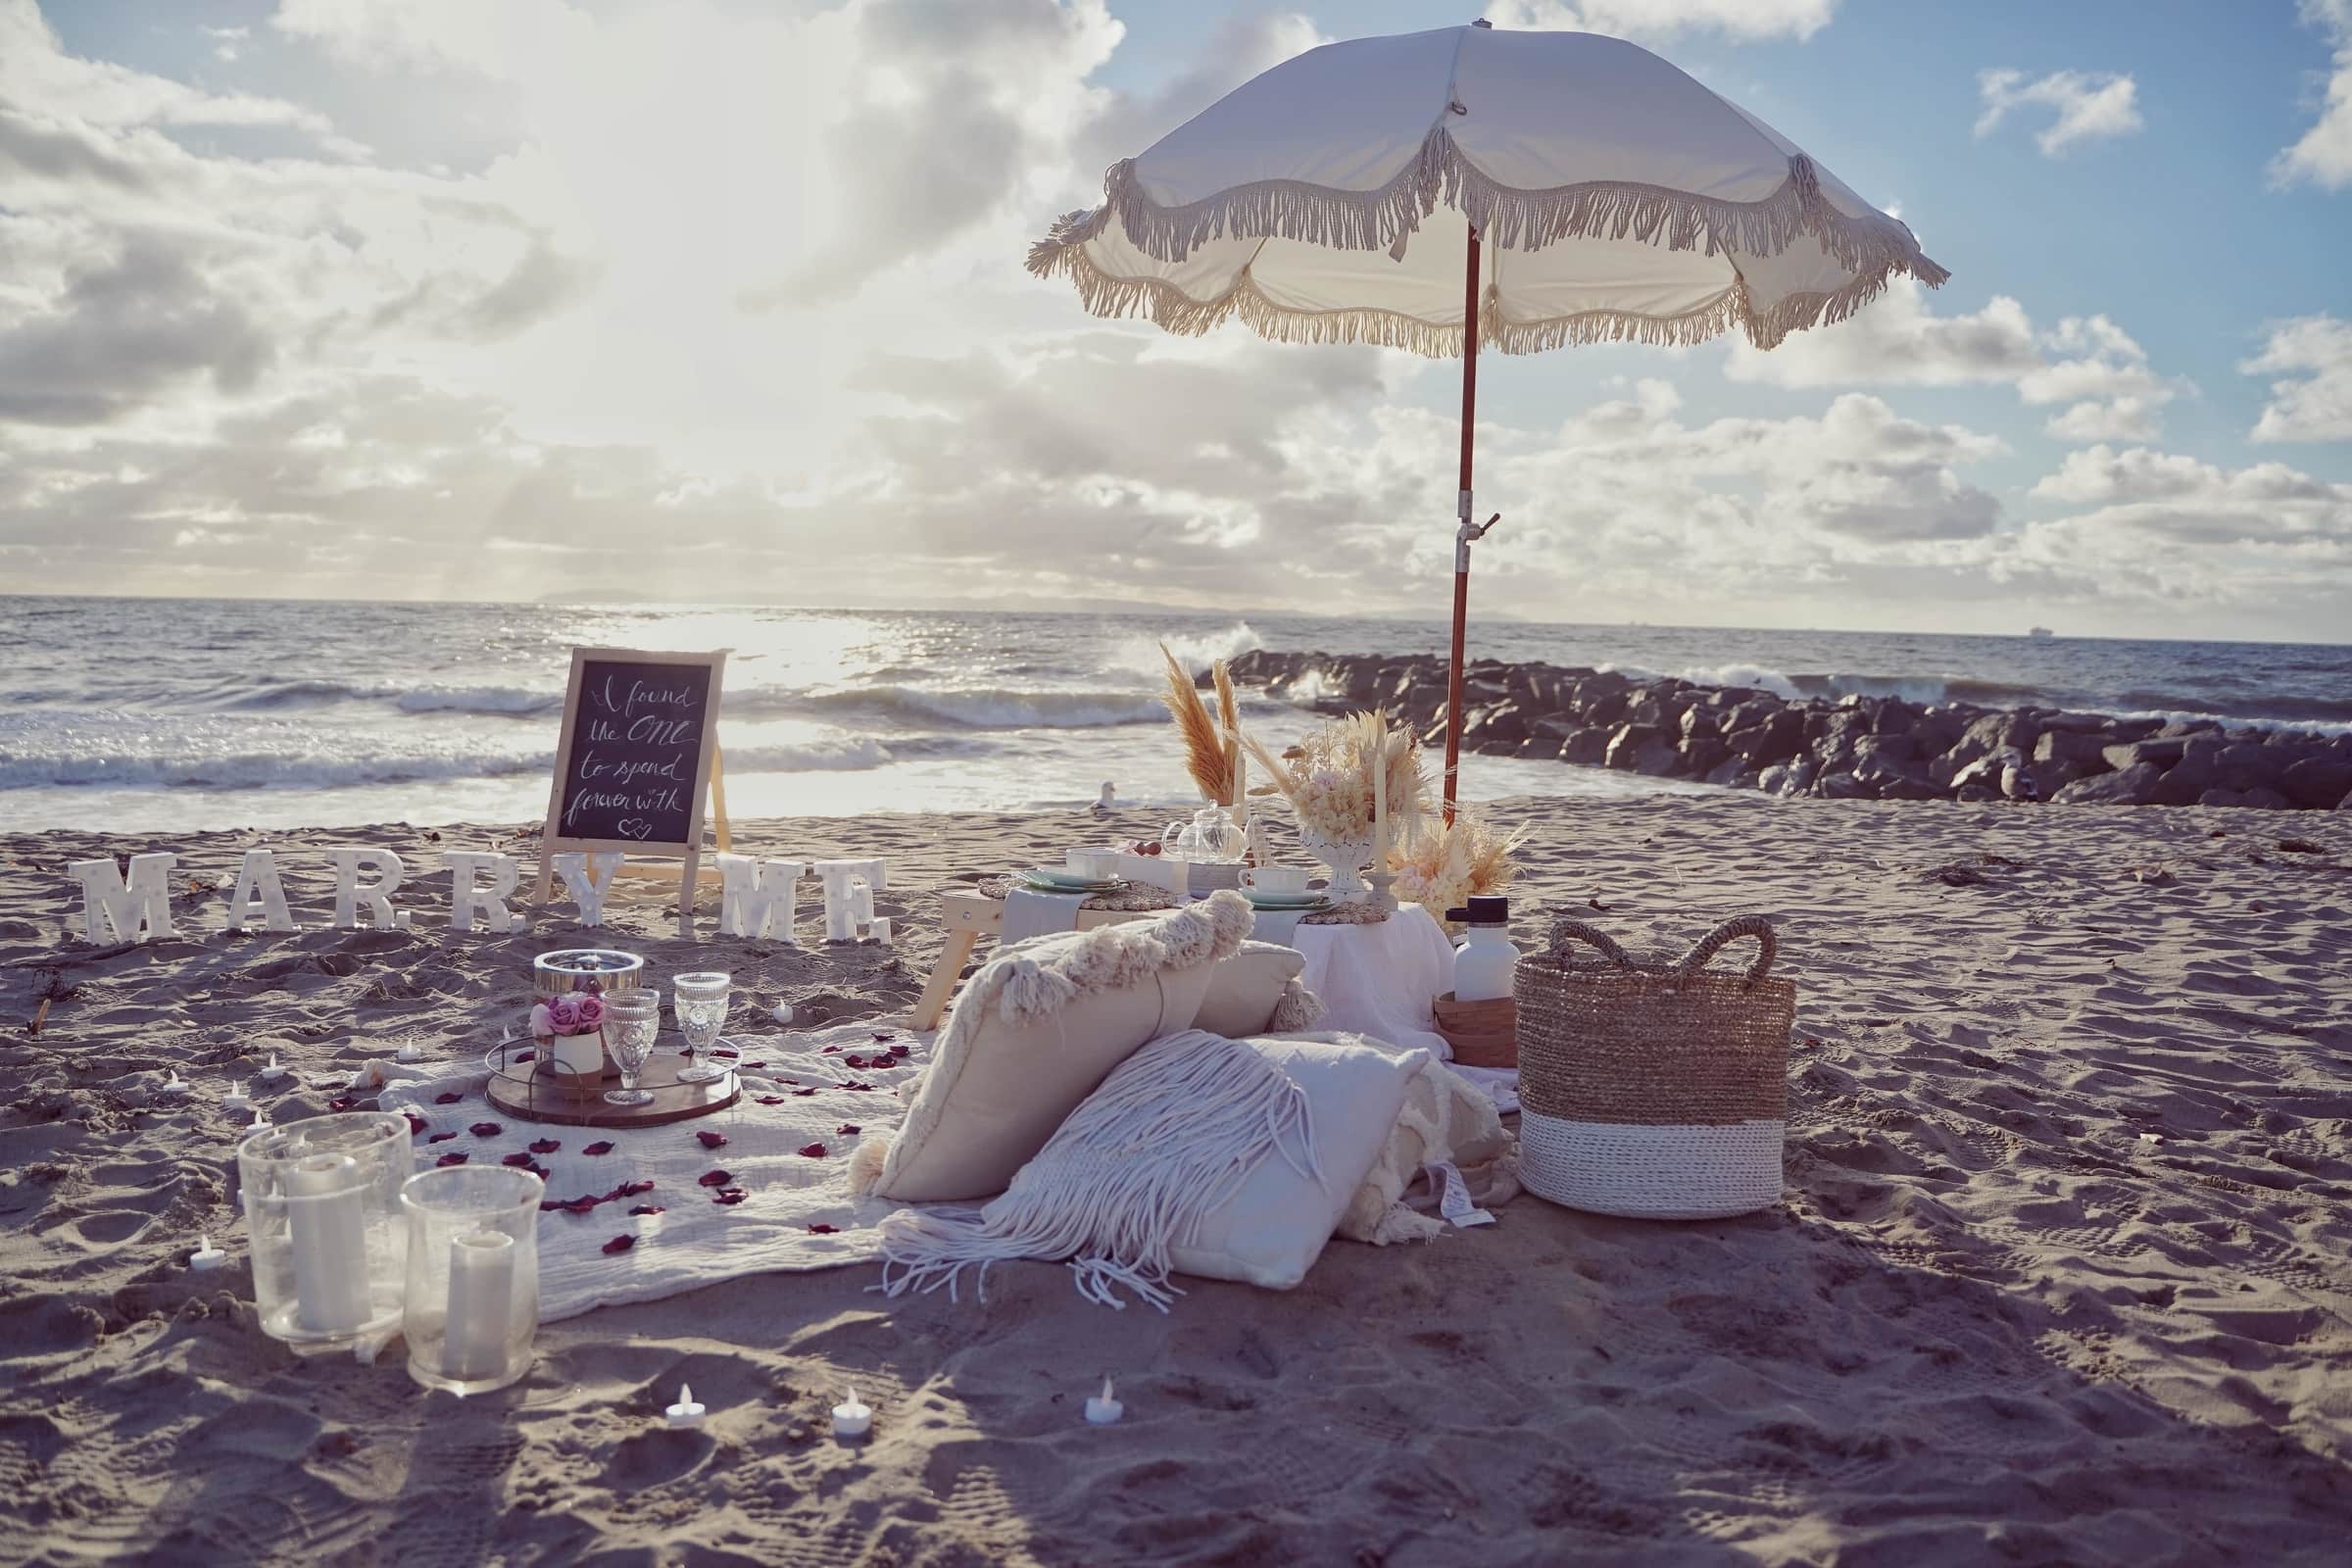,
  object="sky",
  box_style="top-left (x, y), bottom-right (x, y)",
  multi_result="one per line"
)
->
top-left (0, 0), bottom-right (2348, 641)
